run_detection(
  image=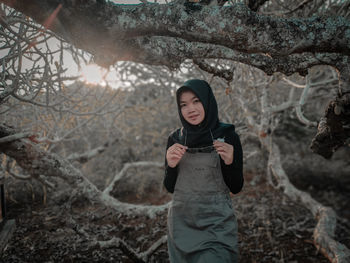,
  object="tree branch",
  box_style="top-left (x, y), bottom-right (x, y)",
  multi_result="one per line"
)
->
top-left (0, 132), bottom-right (32, 144)
top-left (103, 161), bottom-right (163, 196)
top-left (295, 75), bottom-right (318, 127)
top-left (0, 123), bottom-right (168, 218)
top-left (95, 234), bottom-right (167, 263)
top-left (126, 35), bottom-right (350, 76)
top-left (67, 138), bottom-right (119, 163)
top-left (1, 0), bottom-right (349, 68)
top-left (193, 58), bottom-right (234, 81)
